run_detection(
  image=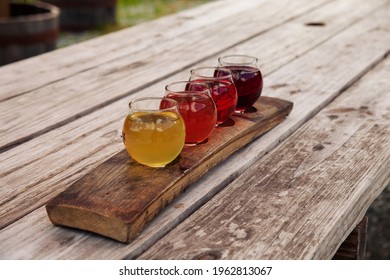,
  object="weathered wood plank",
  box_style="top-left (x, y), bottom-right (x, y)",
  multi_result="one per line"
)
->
top-left (0, 0), bottom-right (387, 231)
top-left (0, 0), bottom-right (330, 151)
top-left (46, 97), bottom-right (292, 243)
top-left (0, 2), bottom-right (389, 259)
top-left (0, 0), bottom-right (262, 100)
top-left (139, 55), bottom-right (390, 260)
